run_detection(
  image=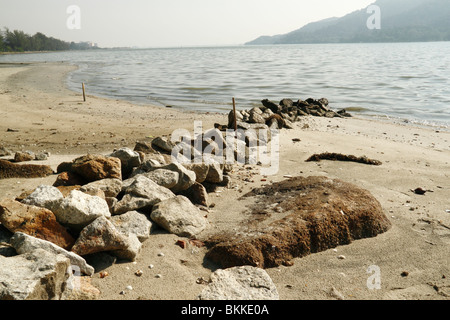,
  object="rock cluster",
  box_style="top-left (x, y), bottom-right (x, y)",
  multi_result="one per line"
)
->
top-left (0, 137), bottom-right (232, 300)
top-left (224, 97), bottom-right (352, 131)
